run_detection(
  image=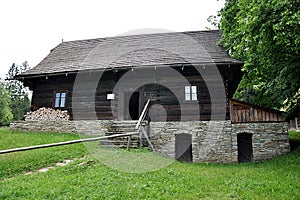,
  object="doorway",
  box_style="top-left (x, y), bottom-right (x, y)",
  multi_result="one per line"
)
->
top-left (175, 133), bottom-right (193, 162)
top-left (237, 133), bottom-right (253, 163)
top-left (124, 92), bottom-right (140, 120)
